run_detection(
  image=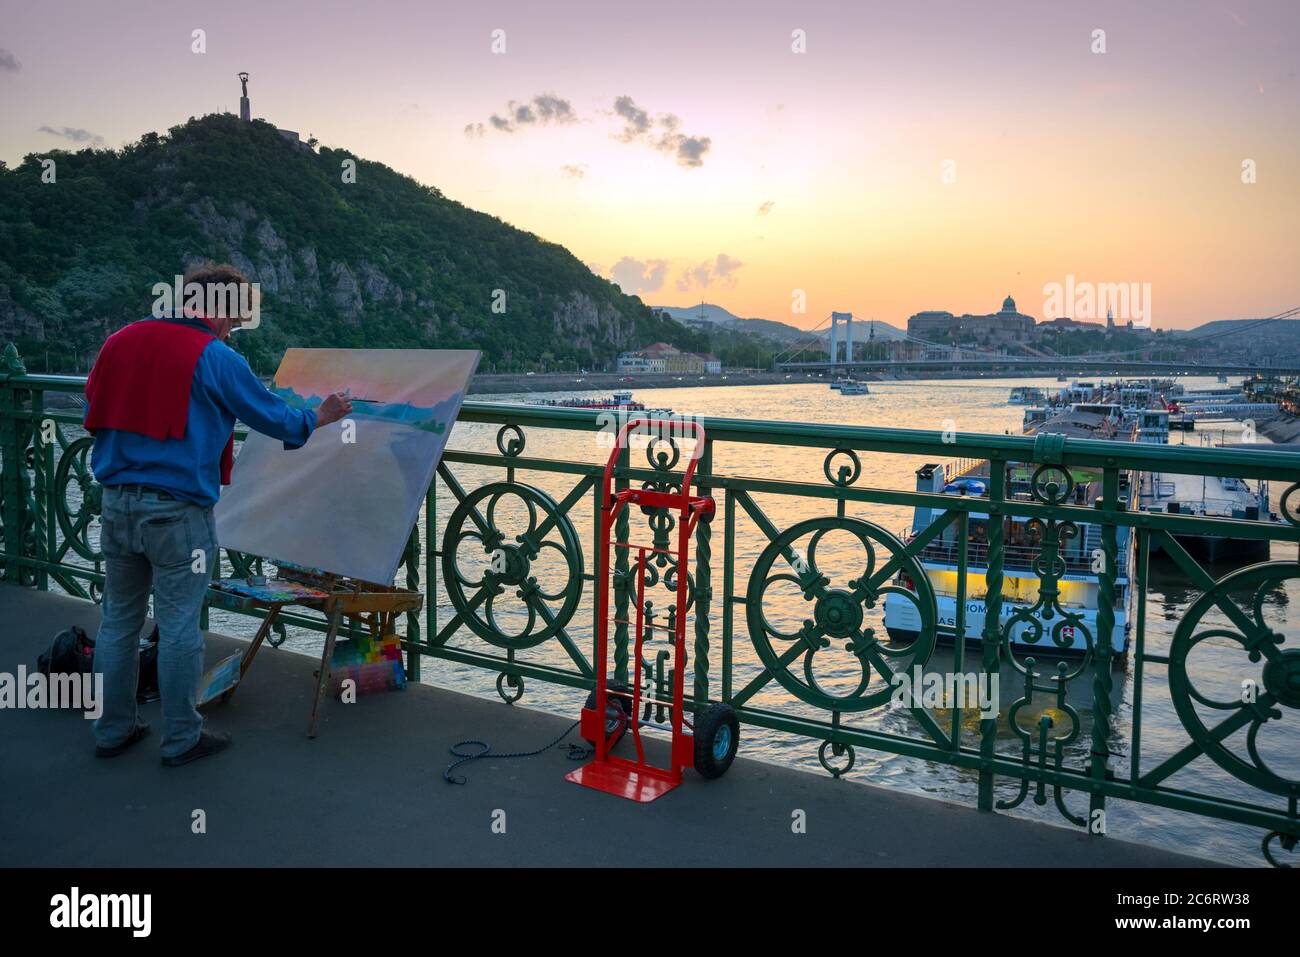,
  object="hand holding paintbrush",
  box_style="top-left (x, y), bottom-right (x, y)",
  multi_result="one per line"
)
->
top-left (314, 391), bottom-right (354, 429)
